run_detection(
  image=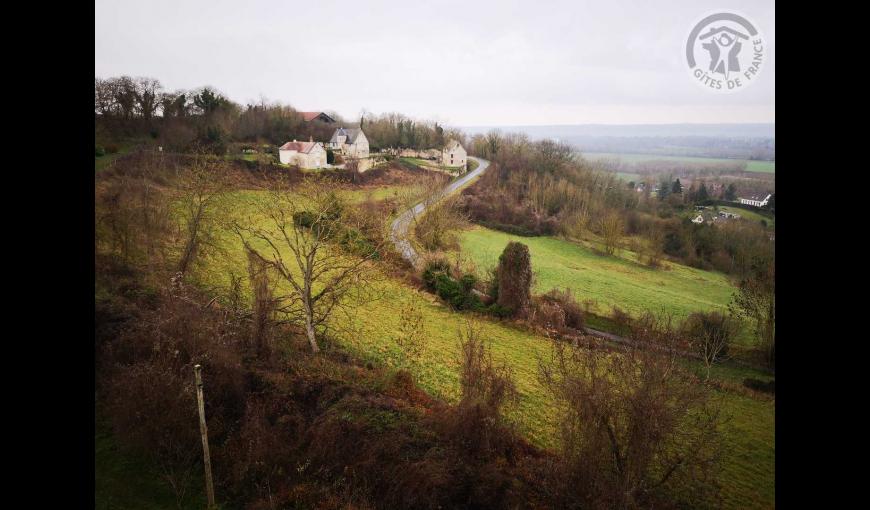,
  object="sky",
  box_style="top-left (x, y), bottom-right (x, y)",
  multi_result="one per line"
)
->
top-left (94, 0), bottom-right (774, 128)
